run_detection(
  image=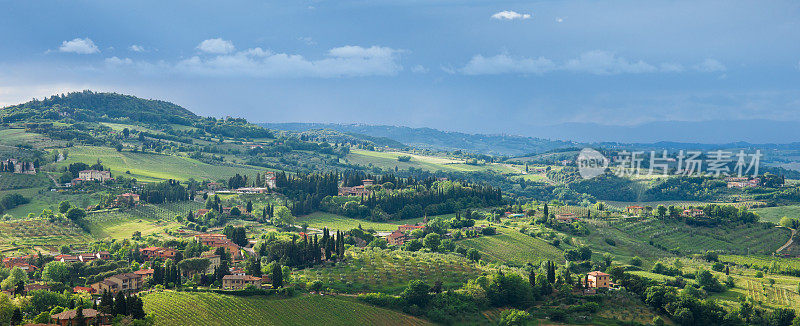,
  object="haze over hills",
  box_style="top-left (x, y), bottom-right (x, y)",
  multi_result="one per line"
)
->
top-left (260, 122), bottom-right (577, 156)
top-left (532, 120), bottom-right (800, 144)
